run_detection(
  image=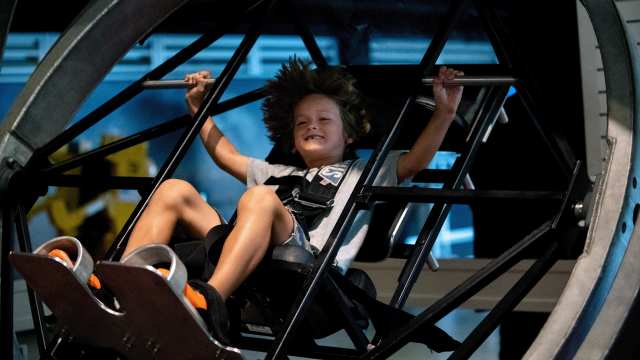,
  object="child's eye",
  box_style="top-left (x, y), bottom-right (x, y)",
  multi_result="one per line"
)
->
top-left (296, 121), bottom-right (306, 126)
top-left (320, 117), bottom-right (329, 121)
